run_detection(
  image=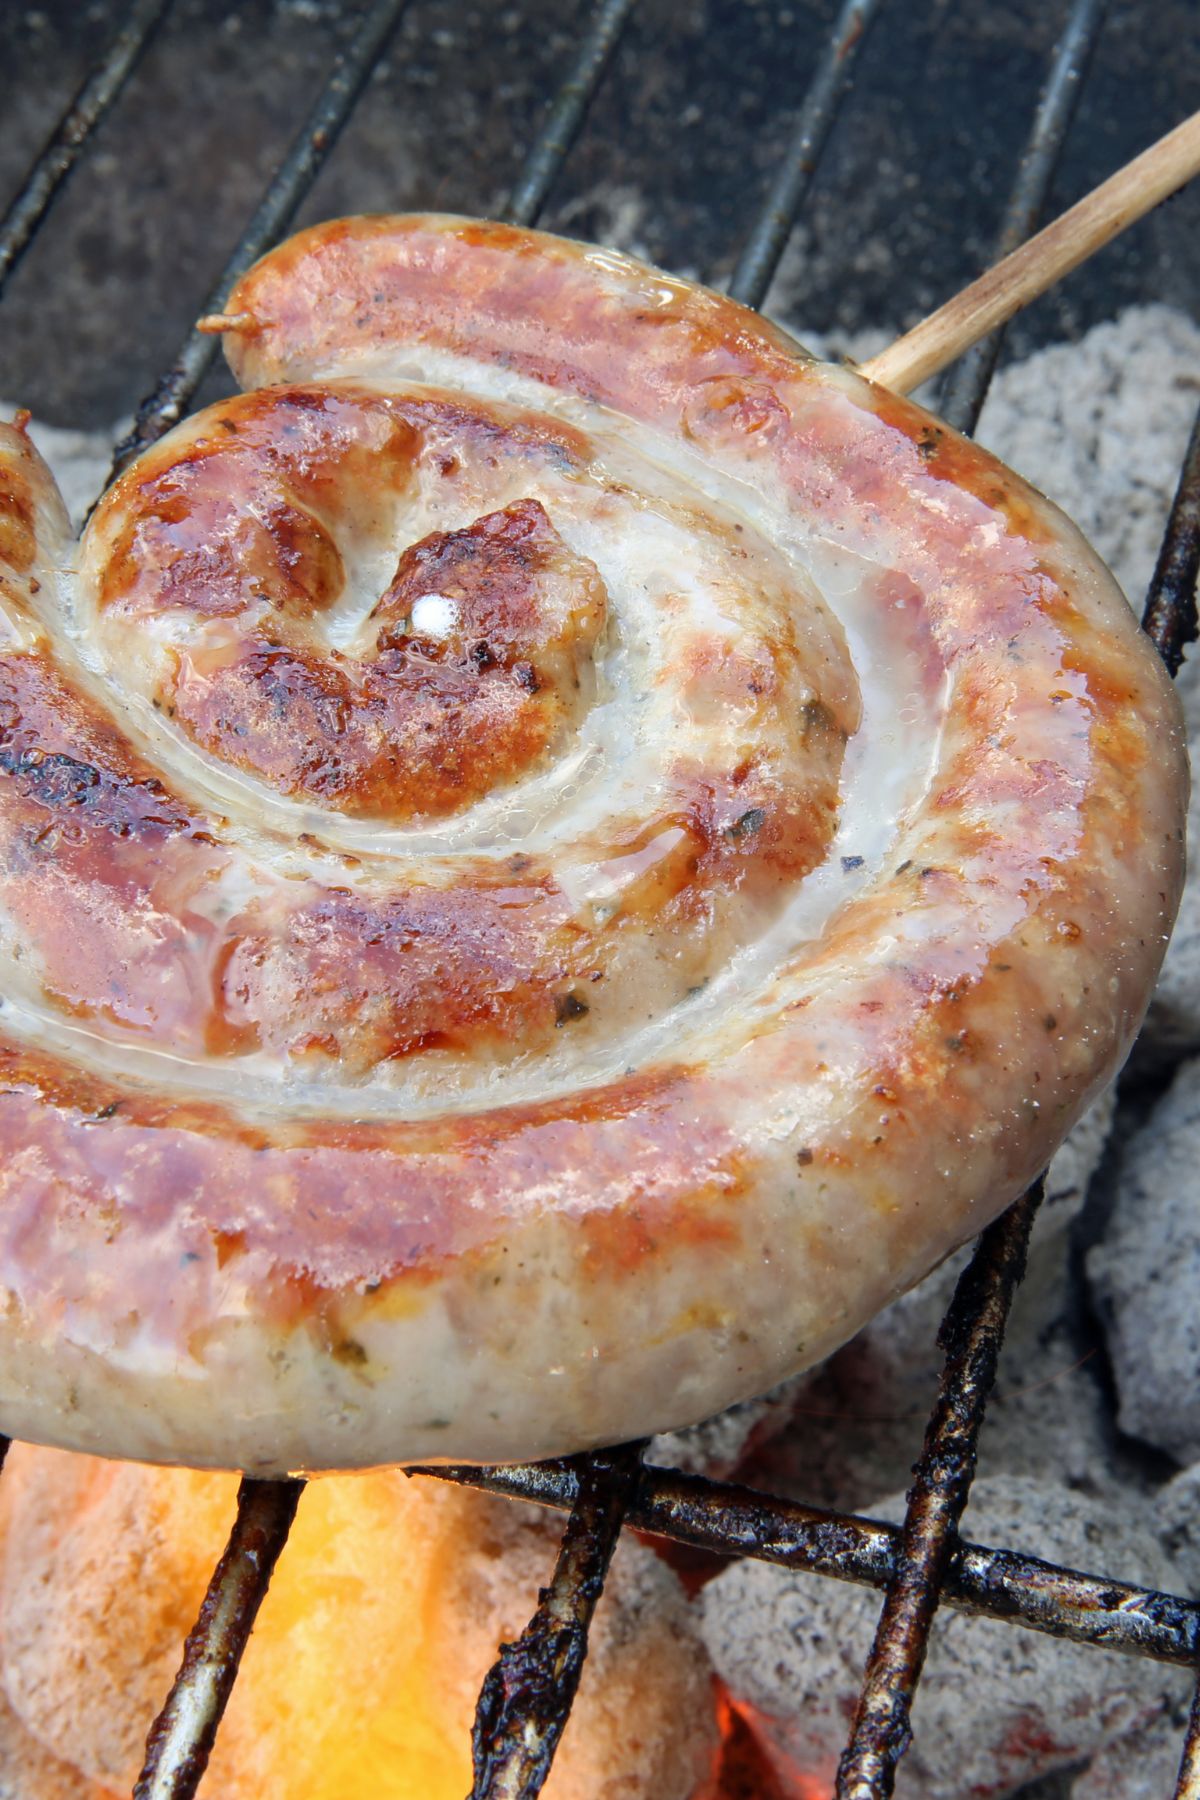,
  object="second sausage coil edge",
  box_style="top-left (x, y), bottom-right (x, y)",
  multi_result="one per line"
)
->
top-left (0, 214), bottom-right (1185, 1474)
